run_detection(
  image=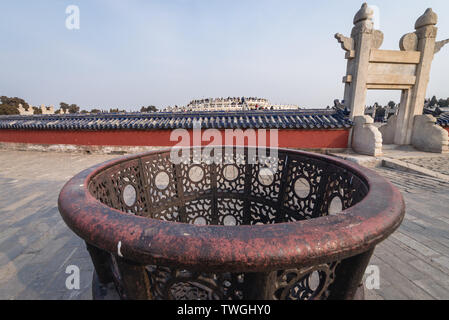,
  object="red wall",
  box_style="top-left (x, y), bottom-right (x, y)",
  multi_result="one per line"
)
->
top-left (0, 129), bottom-right (350, 149)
